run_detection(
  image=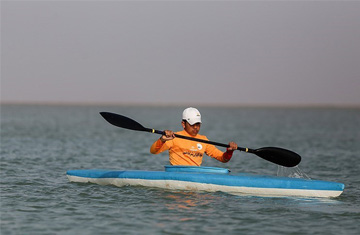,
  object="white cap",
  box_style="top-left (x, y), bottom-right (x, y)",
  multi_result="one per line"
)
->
top-left (182, 107), bottom-right (202, 125)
